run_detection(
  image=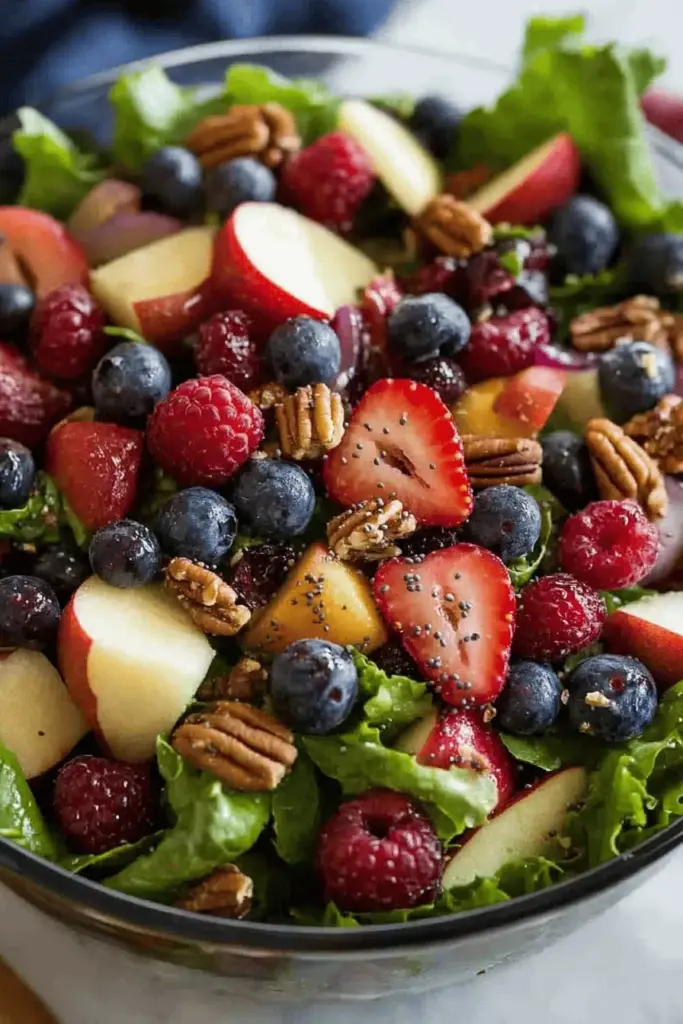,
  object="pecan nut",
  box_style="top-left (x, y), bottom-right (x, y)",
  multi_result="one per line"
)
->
top-left (186, 102), bottom-right (301, 170)
top-left (624, 394), bottom-right (683, 475)
top-left (198, 657), bottom-right (268, 703)
top-left (275, 383), bottom-right (345, 460)
top-left (413, 194), bottom-right (493, 258)
top-left (570, 296), bottom-right (674, 353)
top-left (327, 498), bottom-right (418, 562)
top-left (173, 701), bottom-right (297, 791)
top-left (462, 435), bottom-right (543, 489)
top-left (585, 418), bottom-right (668, 520)
top-left (165, 558), bottom-right (251, 636)
top-left (248, 381), bottom-right (288, 412)
top-left (176, 864), bottom-right (253, 919)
